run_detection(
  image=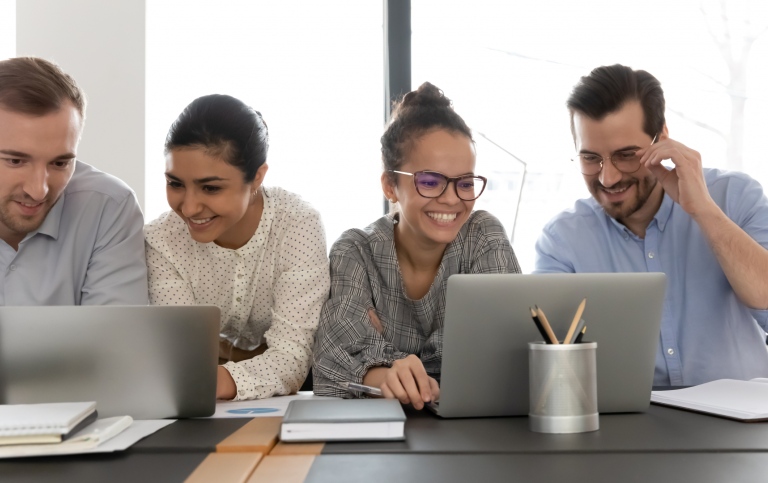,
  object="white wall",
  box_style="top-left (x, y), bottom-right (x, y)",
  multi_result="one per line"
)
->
top-left (16, 0), bottom-right (146, 211)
